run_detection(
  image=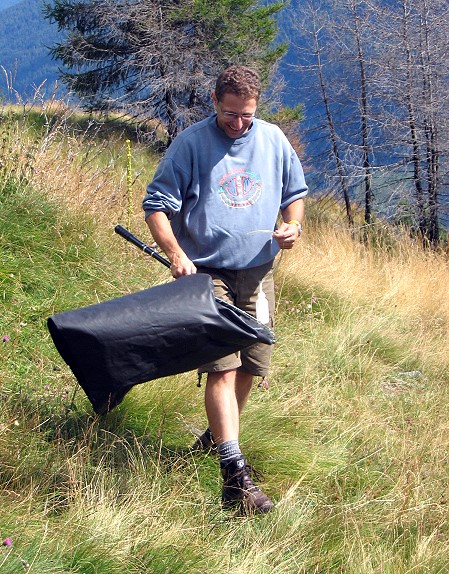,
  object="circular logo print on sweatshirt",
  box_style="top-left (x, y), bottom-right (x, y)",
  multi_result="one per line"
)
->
top-left (218, 169), bottom-right (262, 208)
